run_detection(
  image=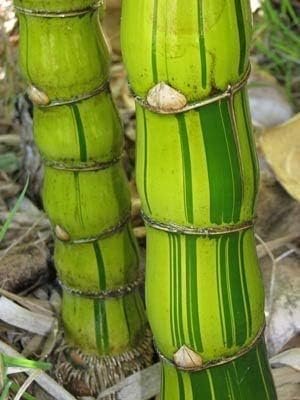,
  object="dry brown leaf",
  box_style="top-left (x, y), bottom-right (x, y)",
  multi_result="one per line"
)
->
top-left (259, 114), bottom-right (300, 201)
